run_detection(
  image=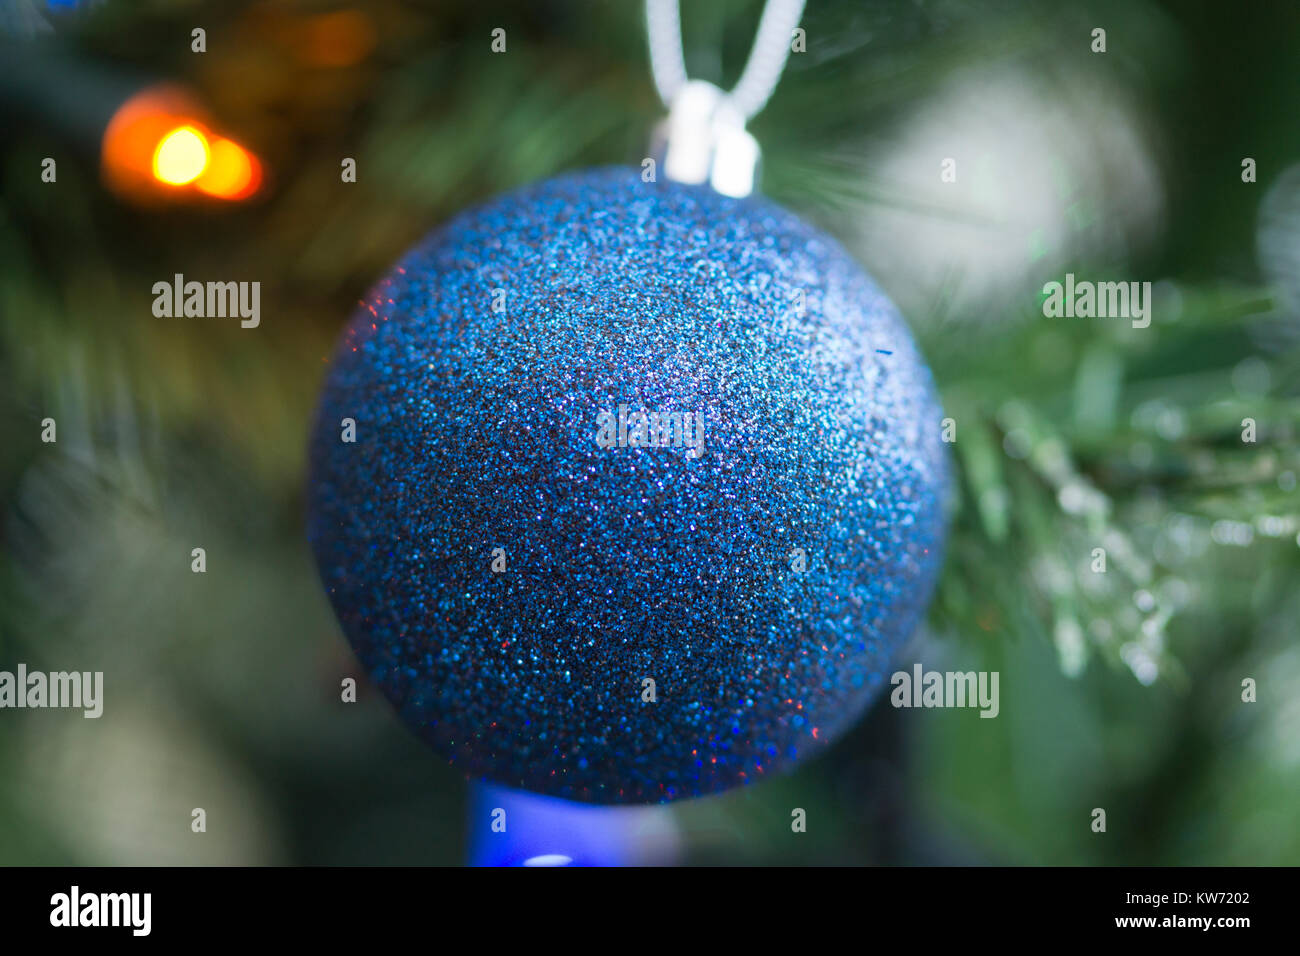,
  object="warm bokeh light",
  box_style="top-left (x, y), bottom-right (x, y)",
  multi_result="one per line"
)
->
top-left (152, 126), bottom-right (210, 185)
top-left (101, 86), bottom-right (263, 202)
top-left (195, 137), bottom-right (262, 199)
